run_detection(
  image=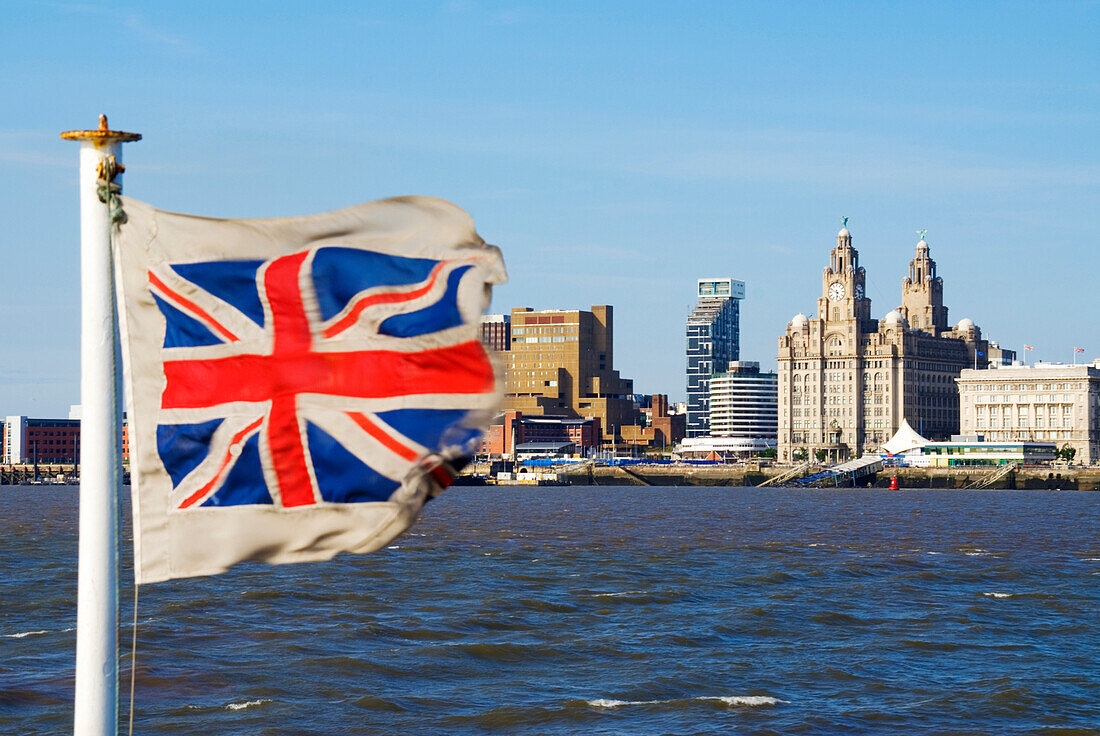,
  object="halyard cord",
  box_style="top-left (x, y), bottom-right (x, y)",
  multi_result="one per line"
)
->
top-left (127, 583), bottom-right (139, 736)
top-left (100, 152), bottom-right (135, 731)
